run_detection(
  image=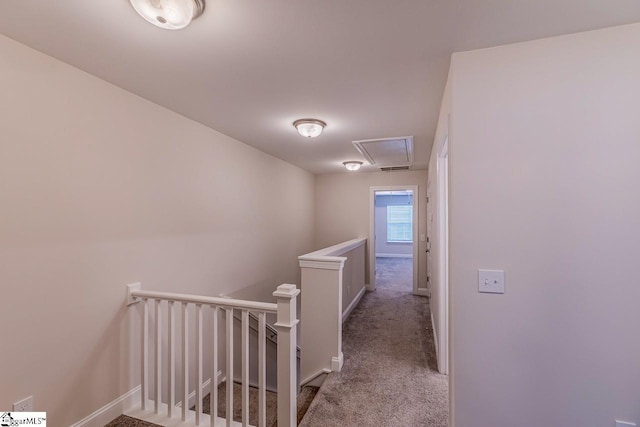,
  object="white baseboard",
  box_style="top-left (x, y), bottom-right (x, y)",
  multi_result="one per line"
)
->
top-left (375, 253), bottom-right (413, 258)
top-left (365, 283), bottom-right (375, 292)
top-left (431, 311), bottom-right (440, 370)
top-left (414, 288), bottom-right (430, 297)
top-left (71, 371), bottom-right (223, 427)
top-left (176, 378), bottom-right (212, 410)
top-left (342, 286), bottom-right (366, 322)
top-left (331, 353), bottom-right (344, 372)
top-left (300, 368), bottom-right (331, 387)
top-left (70, 385), bottom-right (141, 427)
top-left (177, 371), bottom-right (223, 409)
